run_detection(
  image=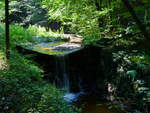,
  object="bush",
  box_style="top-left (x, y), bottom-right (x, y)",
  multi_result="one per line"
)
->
top-left (0, 1), bottom-right (5, 21)
top-left (9, 24), bottom-right (63, 46)
top-left (0, 50), bottom-right (80, 113)
top-left (0, 21), bottom-right (80, 113)
top-left (0, 23), bottom-right (5, 50)
top-left (111, 50), bottom-right (150, 112)
top-left (10, 25), bottom-right (33, 46)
